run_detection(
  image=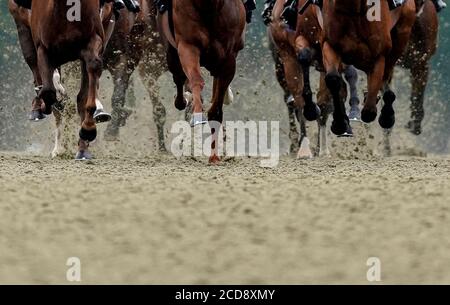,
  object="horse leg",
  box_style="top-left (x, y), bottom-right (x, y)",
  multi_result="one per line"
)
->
top-left (167, 45), bottom-right (188, 111)
top-left (51, 108), bottom-right (63, 158)
top-left (316, 72), bottom-right (332, 157)
top-left (76, 36), bottom-right (103, 160)
top-left (13, 18), bottom-right (45, 121)
top-left (36, 46), bottom-right (57, 115)
top-left (344, 65), bottom-right (361, 121)
top-left (177, 41), bottom-right (206, 126)
top-left (361, 56), bottom-right (385, 125)
top-left (296, 36), bottom-right (320, 121)
top-left (208, 58), bottom-right (236, 164)
top-left (406, 62), bottom-right (428, 135)
top-left (76, 61), bottom-right (90, 159)
top-left (379, 8), bottom-right (415, 130)
top-left (272, 44), bottom-right (299, 153)
top-left (139, 61), bottom-right (167, 152)
top-left (295, 110), bottom-right (313, 159)
top-left (322, 42), bottom-right (352, 136)
top-left (104, 58), bottom-right (135, 141)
